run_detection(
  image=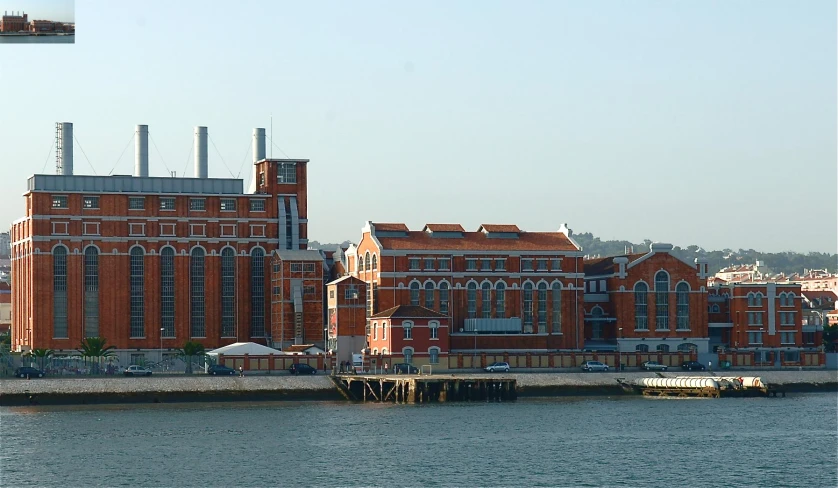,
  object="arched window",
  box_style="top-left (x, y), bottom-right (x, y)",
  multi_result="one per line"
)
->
top-left (654, 271), bottom-right (669, 331)
top-left (676, 282), bottom-right (690, 330)
top-left (160, 247), bottom-right (175, 337)
top-left (221, 248), bottom-right (236, 337)
top-left (372, 348), bottom-right (378, 355)
top-left (495, 282), bottom-right (506, 318)
top-left (403, 347), bottom-right (414, 364)
top-left (382, 322), bottom-right (387, 340)
top-left (747, 292), bottom-right (755, 307)
top-left (429, 320), bottom-right (439, 340)
top-left (634, 282), bottom-right (648, 330)
top-left (365, 251), bottom-right (371, 271)
top-left (191, 247), bottom-right (206, 337)
top-left (403, 321), bottom-right (413, 340)
top-left (373, 323), bottom-right (378, 340)
top-left (358, 255), bottom-right (364, 272)
top-left (635, 344), bottom-right (649, 352)
top-left (710, 304), bottom-right (720, 313)
top-left (410, 282), bottom-right (420, 306)
top-left (677, 343), bottom-right (697, 352)
top-left (439, 282), bottom-right (450, 315)
top-left (481, 282), bottom-right (491, 318)
top-left (523, 282), bottom-right (534, 331)
top-left (551, 282), bottom-right (562, 333)
top-left (250, 248), bottom-right (265, 337)
top-left (425, 281), bottom-right (435, 309)
top-left (53, 247), bottom-right (68, 338)
top-left (537, 282), bottom-right (548, 333)
top-left (656, 344), bottom-right (670, 352)
top-left (84, 246), bottom-right (100, 338)
top-left (467, 282), bottom-right (477, 318)
top-left (429, 347), bottom-right (440, 364)
top-left (130, 247), bottom-right (145, 338)
top-left (372, 254), bottom-right (378, 270)
top-left (754, 293), bottom-right (763, 307)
